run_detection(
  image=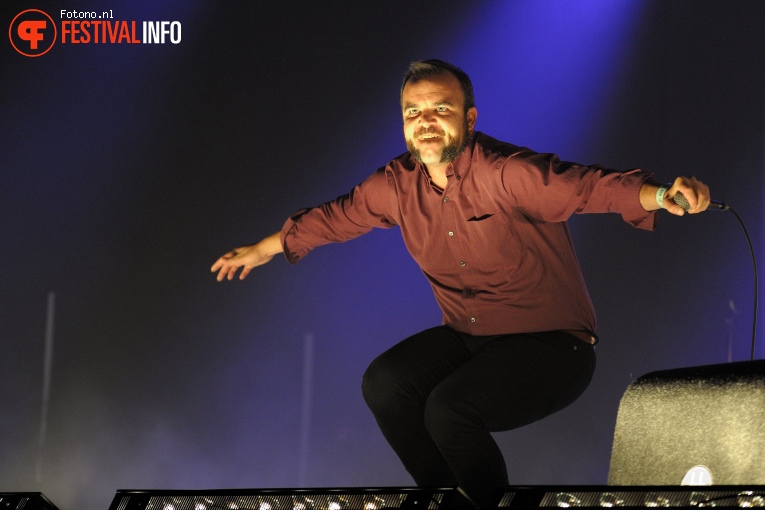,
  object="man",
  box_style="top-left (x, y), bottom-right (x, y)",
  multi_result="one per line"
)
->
top-left (211, 59), bottom-right (711, 508)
